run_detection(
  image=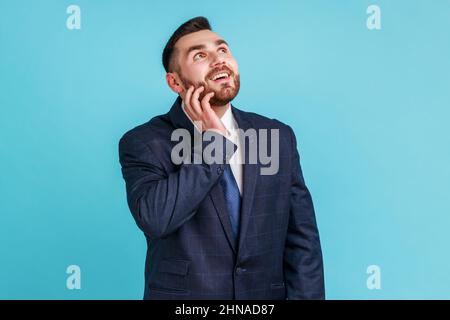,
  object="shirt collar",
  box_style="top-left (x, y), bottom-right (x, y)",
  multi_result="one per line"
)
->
top-left (181, 100), bottom-right (238, 133)
top-left (220, 103), bottom-right (237, 133)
